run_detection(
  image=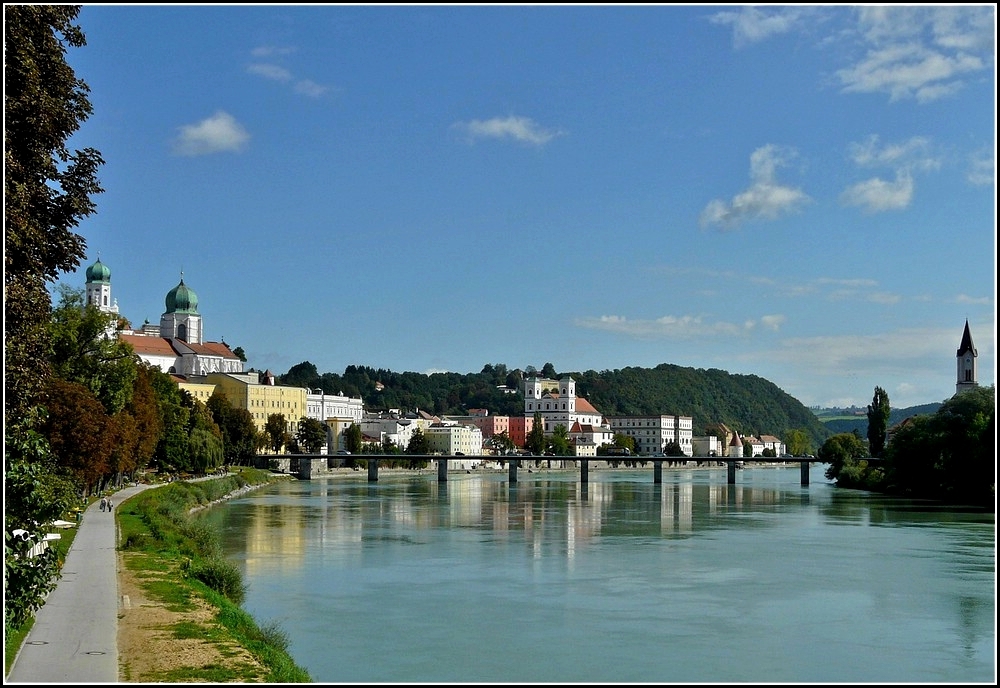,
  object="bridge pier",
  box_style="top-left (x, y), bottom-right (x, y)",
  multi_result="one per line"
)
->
top-left (580, 459), bottom-right (589, 483)
top-left (509, 458), bottom-right (519, 483)
top-left (437, 458), bottom-right (448, 482)
top-left (653, 460), bottom-right (663, 484)
top-left (727, 461), bottom-right (737, 484)
top-left (368, 457), bottom-right (378, 482)
top-left (800, 460), bottom-right (810, 486)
